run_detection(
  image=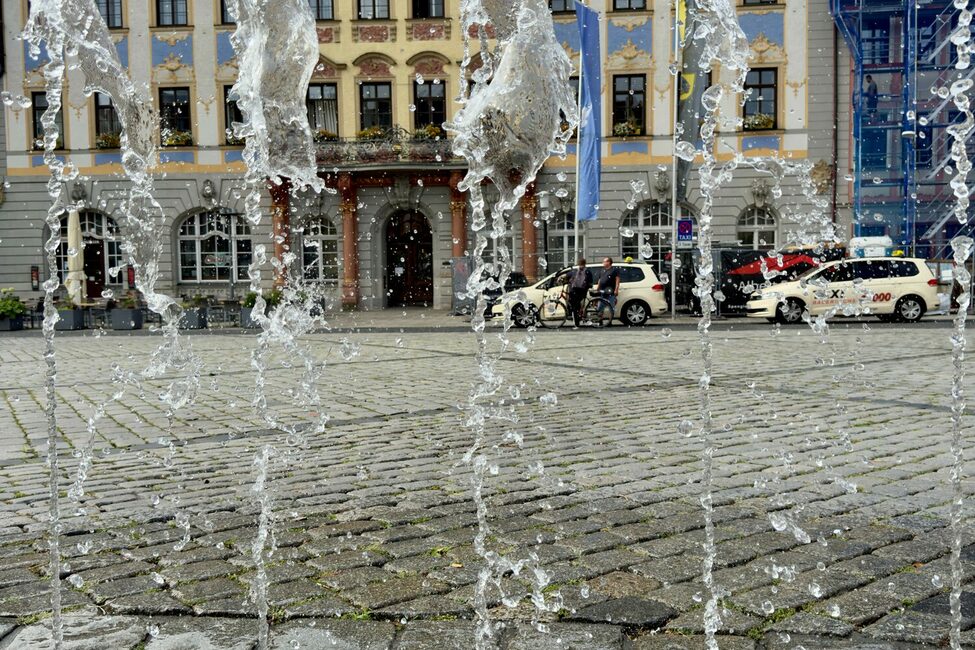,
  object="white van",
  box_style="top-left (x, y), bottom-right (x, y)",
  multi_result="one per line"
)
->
top-left (745, 257), bottom-right (939, 324)
top-left (492, 262), bottom-right (669, 327)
